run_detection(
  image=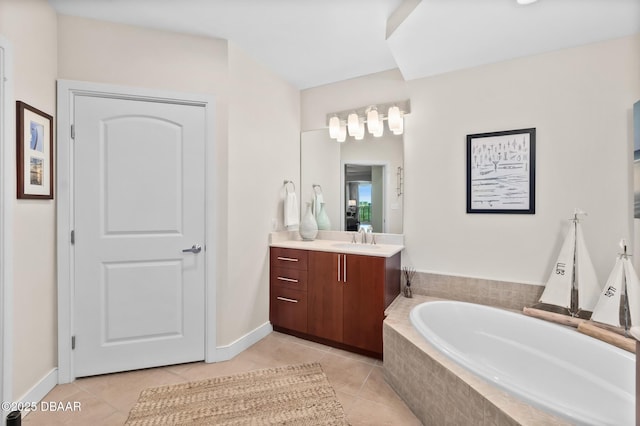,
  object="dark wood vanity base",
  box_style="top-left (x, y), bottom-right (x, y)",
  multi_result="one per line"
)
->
top-left (270, 246), bottom-right (401, 359)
